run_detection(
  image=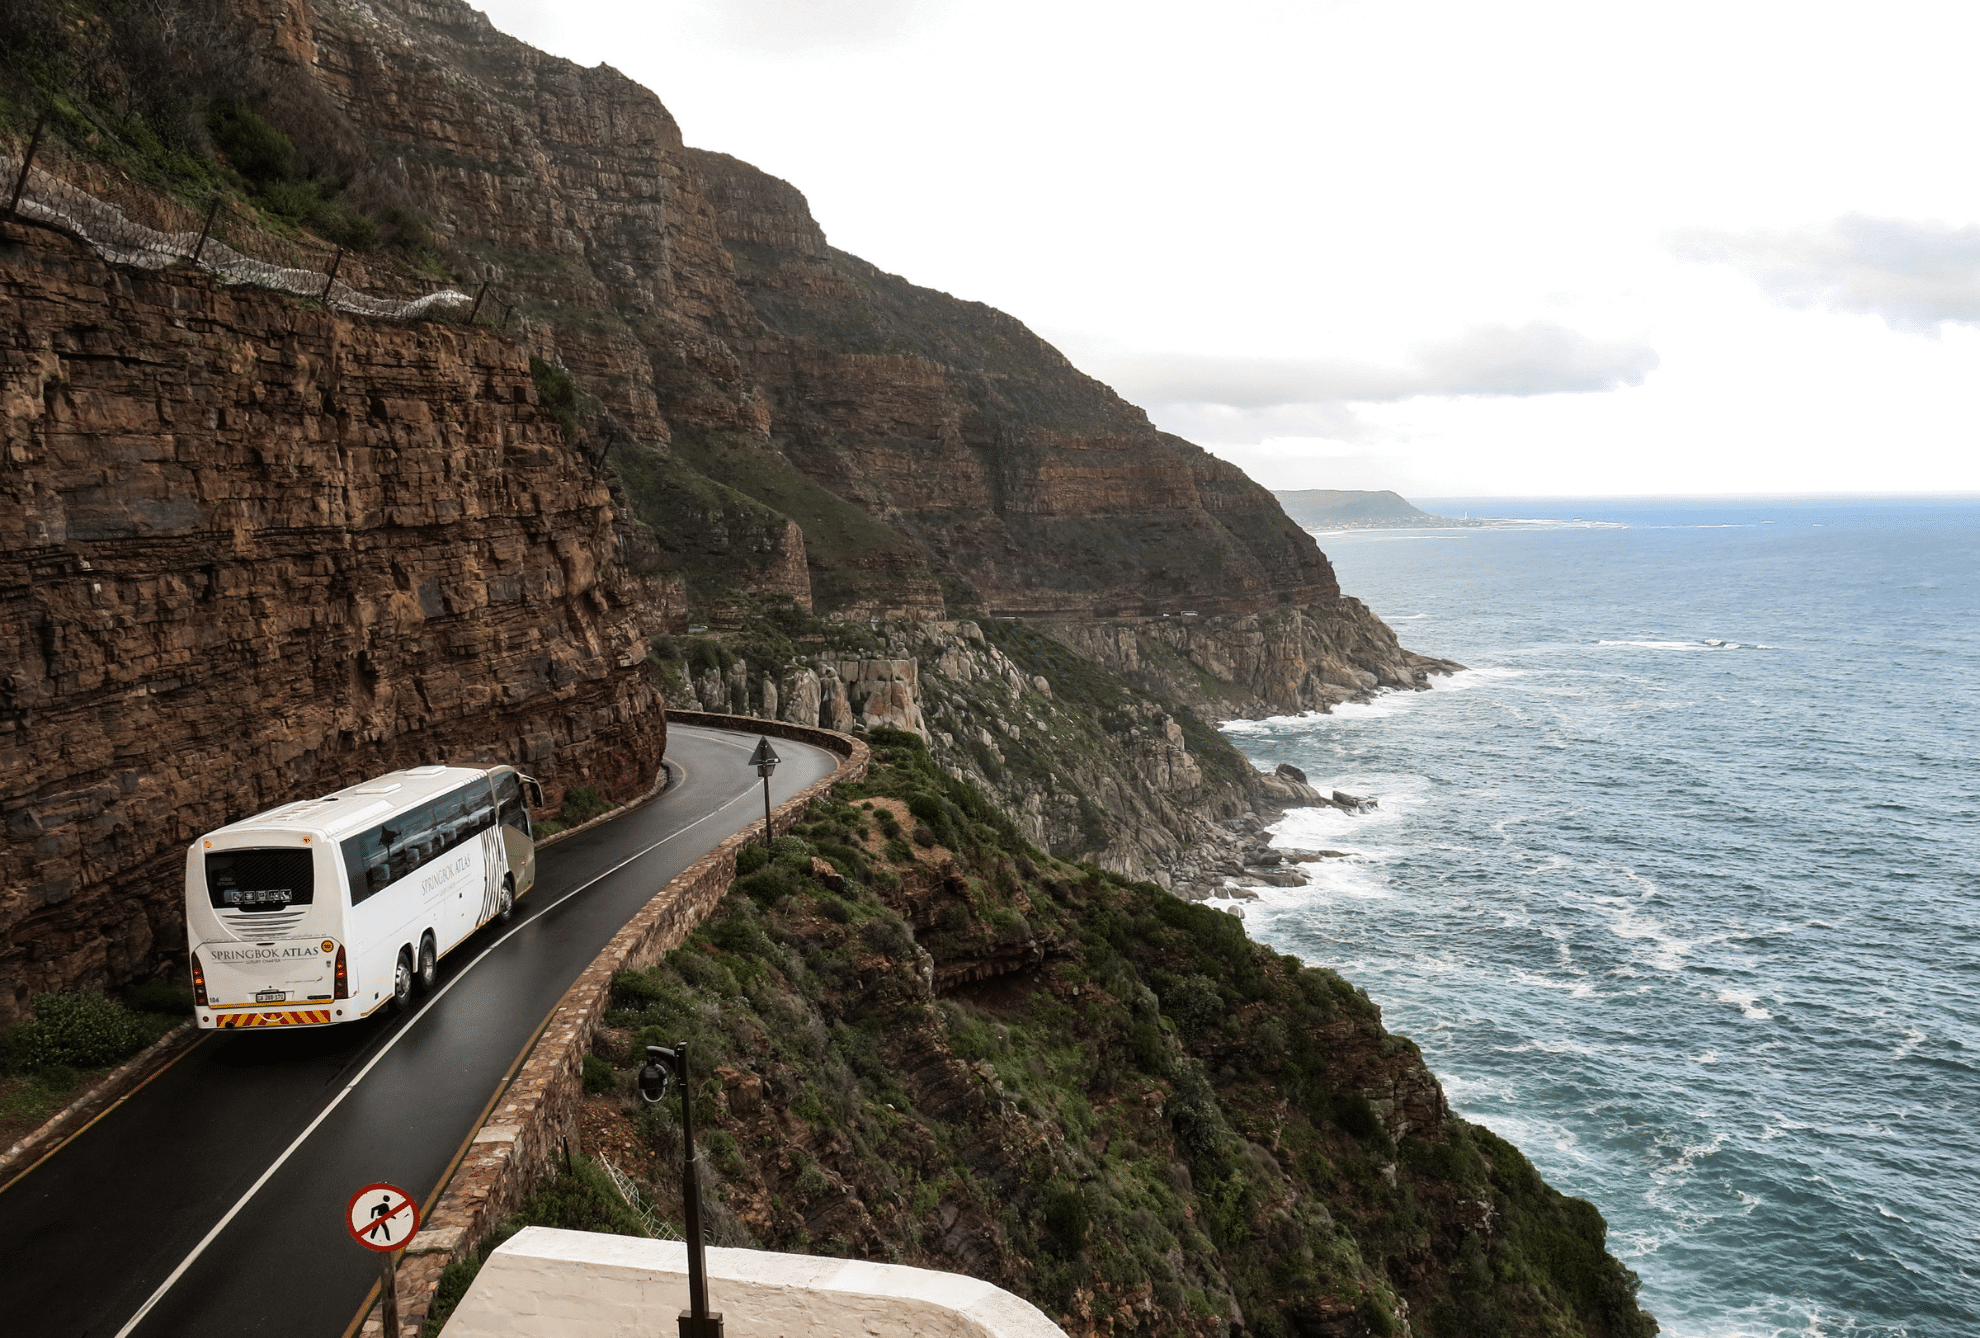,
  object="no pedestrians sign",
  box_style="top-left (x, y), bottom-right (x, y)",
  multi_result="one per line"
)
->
top-left (346, 1182), bottom-right (421, 1253)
